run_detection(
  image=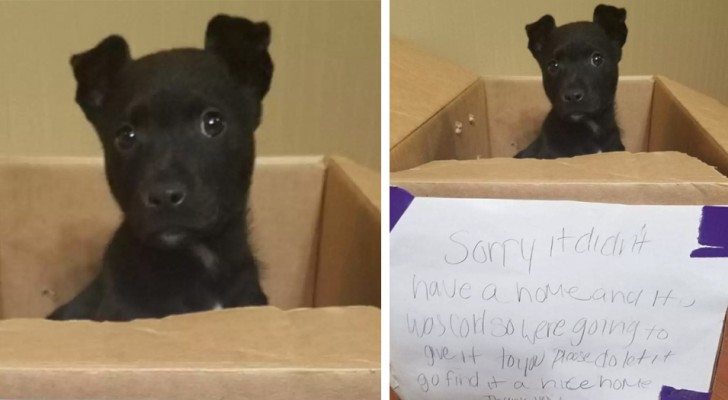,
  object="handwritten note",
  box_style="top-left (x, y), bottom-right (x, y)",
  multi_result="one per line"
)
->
top-left (390, 197), bottom-right (728, 400)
